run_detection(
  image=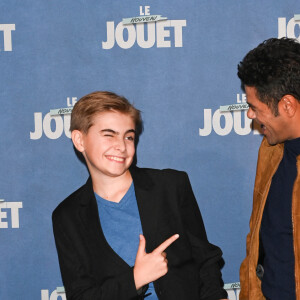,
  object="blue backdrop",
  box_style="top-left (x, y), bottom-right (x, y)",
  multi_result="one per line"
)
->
top-left (1, 1), bottom-right (300, 299)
